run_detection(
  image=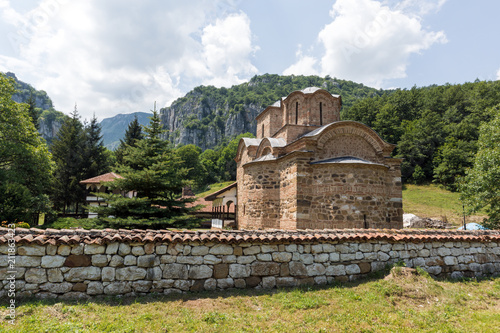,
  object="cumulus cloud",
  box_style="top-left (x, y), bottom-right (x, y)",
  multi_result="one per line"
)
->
top-left (201, 12), bottom-right (259, 87)
top-left (0, 0), bottom-right (258, 119)
top-left (282, 45), bottom-right (319, 76)
top-left (284, 0), bottom-right (447, 88)
top-left (497, 68), bottom-right (500, 80)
